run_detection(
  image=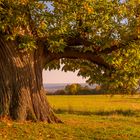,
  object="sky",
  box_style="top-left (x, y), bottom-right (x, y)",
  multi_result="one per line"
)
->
top-left (43, 69), bottom-right (86, 84)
